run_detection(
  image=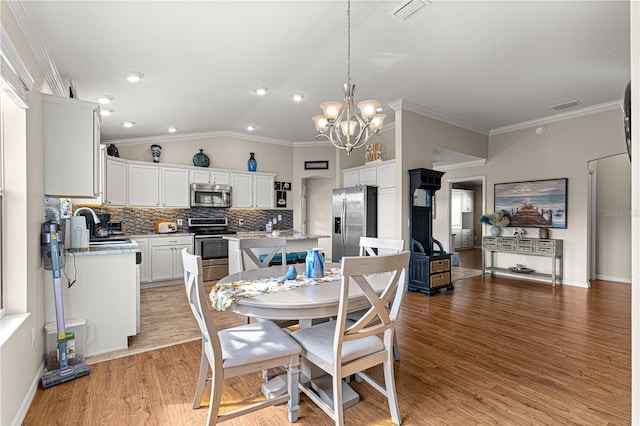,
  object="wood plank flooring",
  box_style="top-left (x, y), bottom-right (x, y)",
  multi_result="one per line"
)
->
top-left (23, 275), bottom-right (630, 425)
